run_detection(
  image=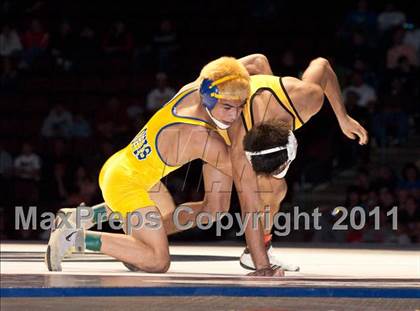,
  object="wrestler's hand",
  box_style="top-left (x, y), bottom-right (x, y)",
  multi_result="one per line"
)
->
top-left (247, 266), bottom-right (285, 277)
top-left (338, 115), bottom-right (368, 145)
